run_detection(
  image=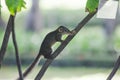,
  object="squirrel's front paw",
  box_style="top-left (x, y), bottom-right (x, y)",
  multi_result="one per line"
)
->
top-left (70, 30), bottom-right (76, 35)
